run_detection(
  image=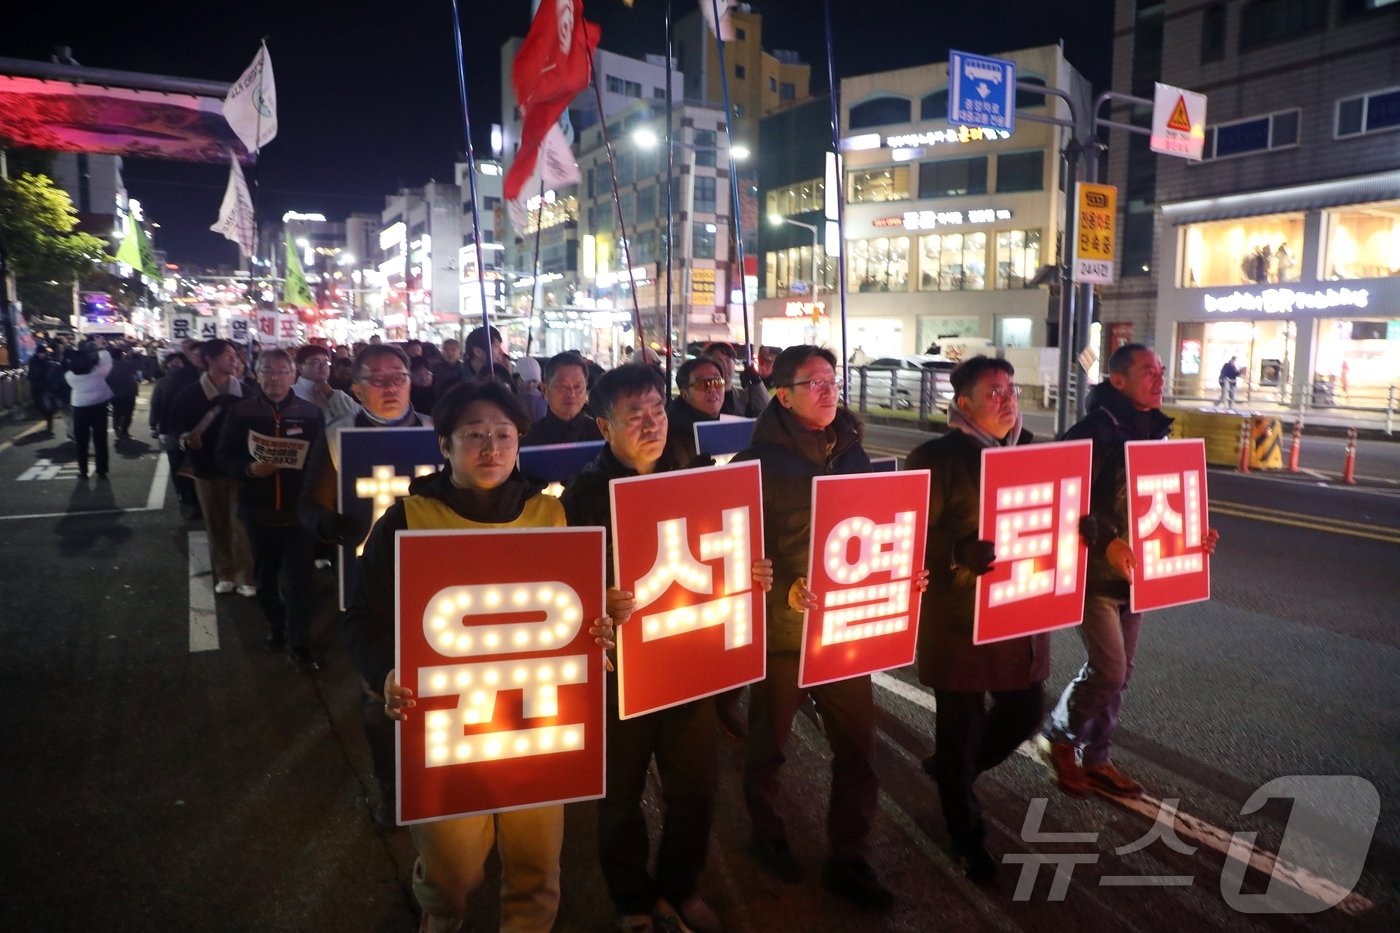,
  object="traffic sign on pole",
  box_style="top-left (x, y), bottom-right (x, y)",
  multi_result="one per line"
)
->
top-left (948, 50), bottom-right (1016, 134)
top-left (1151, 82), bottom-right (1207, 159)
top-left (1073, 182), bottom-right (1118, 285)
